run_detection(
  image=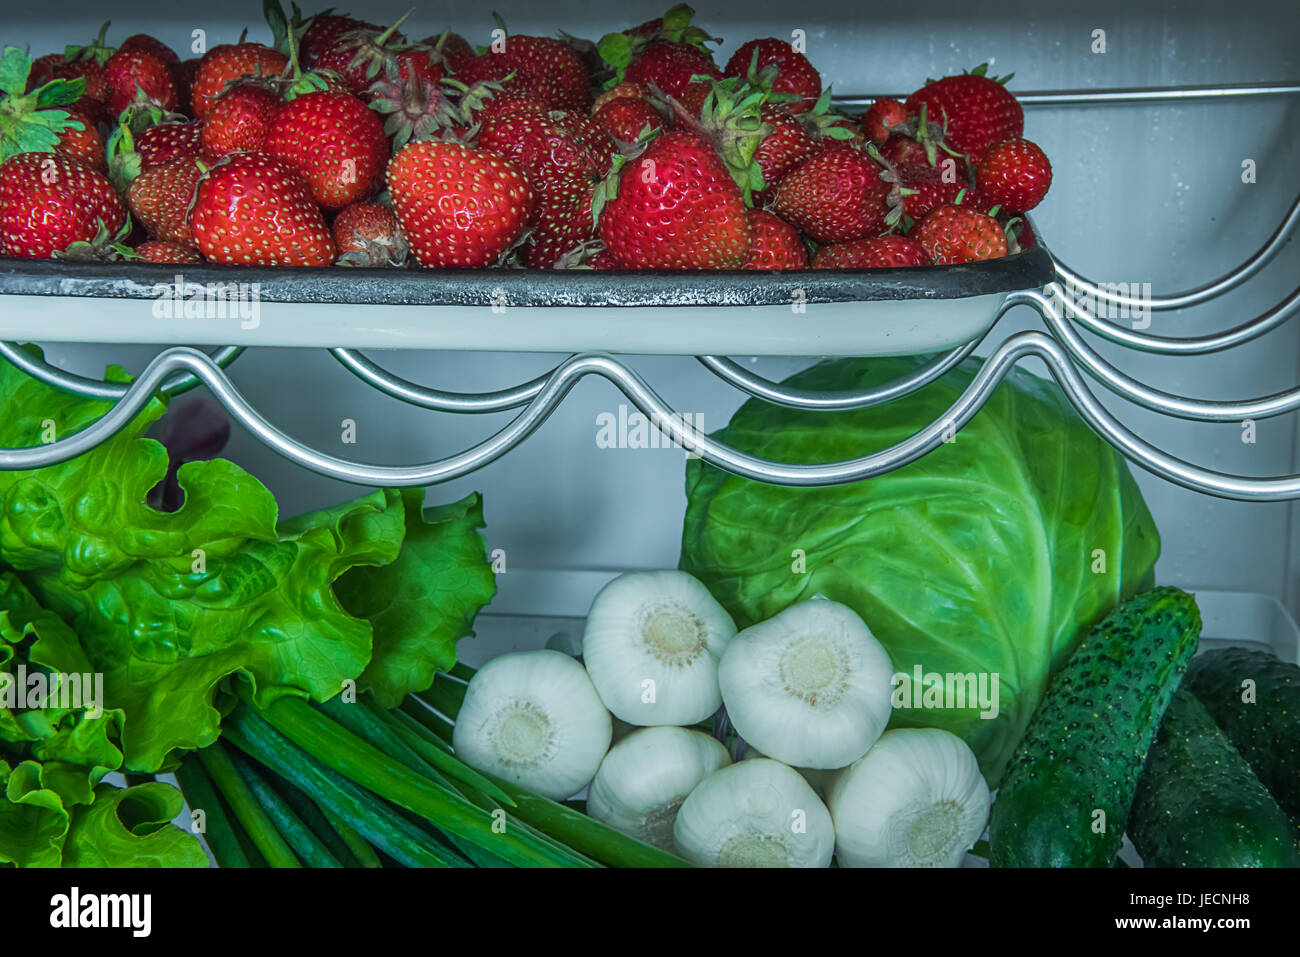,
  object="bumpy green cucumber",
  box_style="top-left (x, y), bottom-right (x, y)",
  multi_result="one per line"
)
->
top-left (1129, 688), bottom-right (1300, 867)
top-left (989, 587), bottom-right (1201, 867)
top-left (1184, 647), bottom-right (1299, 827)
